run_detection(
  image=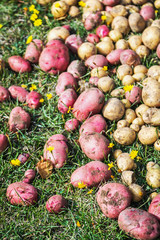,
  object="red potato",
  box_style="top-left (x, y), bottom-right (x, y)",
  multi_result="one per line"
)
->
top-left (8, 107), bottom-right (31, 133)
top-left (0, 86), bottom-right (10, 102)
top-left (120, 49), bottom-right (141, 67)
top-left (24, 39), bottom-right (43, 63)
top-left (8, 85), bottom-right (29, 103)
top-left (67, 60), bottom-right (86, 79)
top-left (140, 6), bottom-right (155, 21)
top-left (18, 153), bottom-right (30, 164)
top-left (65, 118), bottom-right (79, 131)
top-left (79, 132), bottom-right (110, 161)
top-left (8, 56), bottom-right (31, 73)
top-left (39, 44), bottom-right (70, 74)
top-left (84, 12), bottom-right (102, 31)
top-left (101, 0), bottom-right (120, 6)
top-left (96, 25), bottom-right (110, 38)
top-left (23, 169), bottom-right (36, 184)
top-left (96, 183), bottom-right (132, 219)
top-left (118, 208), bottom-right (160, 240)
top-left (148, 194), bottom-right (160, 221)
top-left (73, 88), bottom-right (105, 122)
top-left (156, 43), bottom-right (160, 58)
top-left (125, 86), bottom-right (142, 104)
top-left (26, 91), bottom-right (42, 109)
top-left (71, 161), bottom-right (111, 188)
top-left (56, 72), bottom-right (78, 96)
top-left (0, 134), bottom-right (9, 153)
top-left (43, 134), bottom-right (68, 168)
top-left (58, 89), bottom-right (77, 114)
top-left (85, 54), bottom-right (108, 69)
top-left (79, 114), bottom-right (107, 135)
top-left (65, 34), bottom-right (83, 54)
top-left (46, 195), bottom-right (68, 214)
top-left (62, 25), bottom-right (71, 31)
top-left (87, 34), bottom-right (100, 44)
top-left (107, 49), bottom-right (124, 65)
top-left (89, 77), bottom-right (99, 86)
top-left (6, 182), bottom-right (38, 206)
top-left (46, 39), bottom-right (64, 48)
